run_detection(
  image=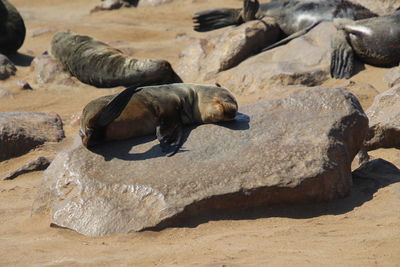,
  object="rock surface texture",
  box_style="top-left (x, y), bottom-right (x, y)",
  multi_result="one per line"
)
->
top-left (216, 22), bottom-right (336, 95)
top-left (33, 87), bottom-right (368, 236)
top-left (365, 84), bottom-right (400, 150)
top-left (178, 21), bottom-right (335, 94)
top-left (30, 54), bottom-right (76, 86)
top-left (177, 18), bottom-right (280, 82)
top-left (0, 112), bottom-right (64, 161)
